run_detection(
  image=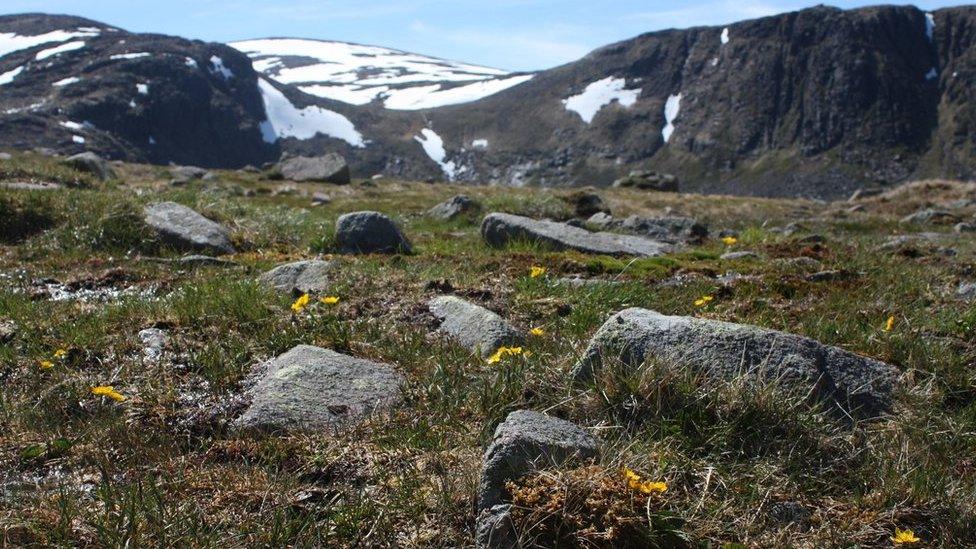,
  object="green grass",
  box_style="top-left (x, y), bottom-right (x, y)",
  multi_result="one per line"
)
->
top-left (1, 157), bottom-right (975, 546)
